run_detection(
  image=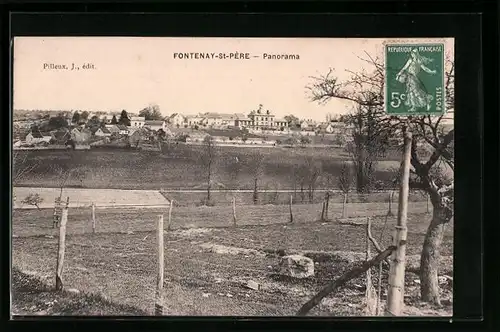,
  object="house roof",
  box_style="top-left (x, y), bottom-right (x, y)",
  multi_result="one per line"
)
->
top-left (145, 120), bottom-right (165, 126)
top-left (100, 127), bottom-right (111, 134)
top-left (169, 113), bottom-right (183, 119)
top-left (51, 129), bottom-right (70, 140)
top-left (131, 116), bottom-right (145, 121)
top-left (116, 125), bottom-right (128, 130)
